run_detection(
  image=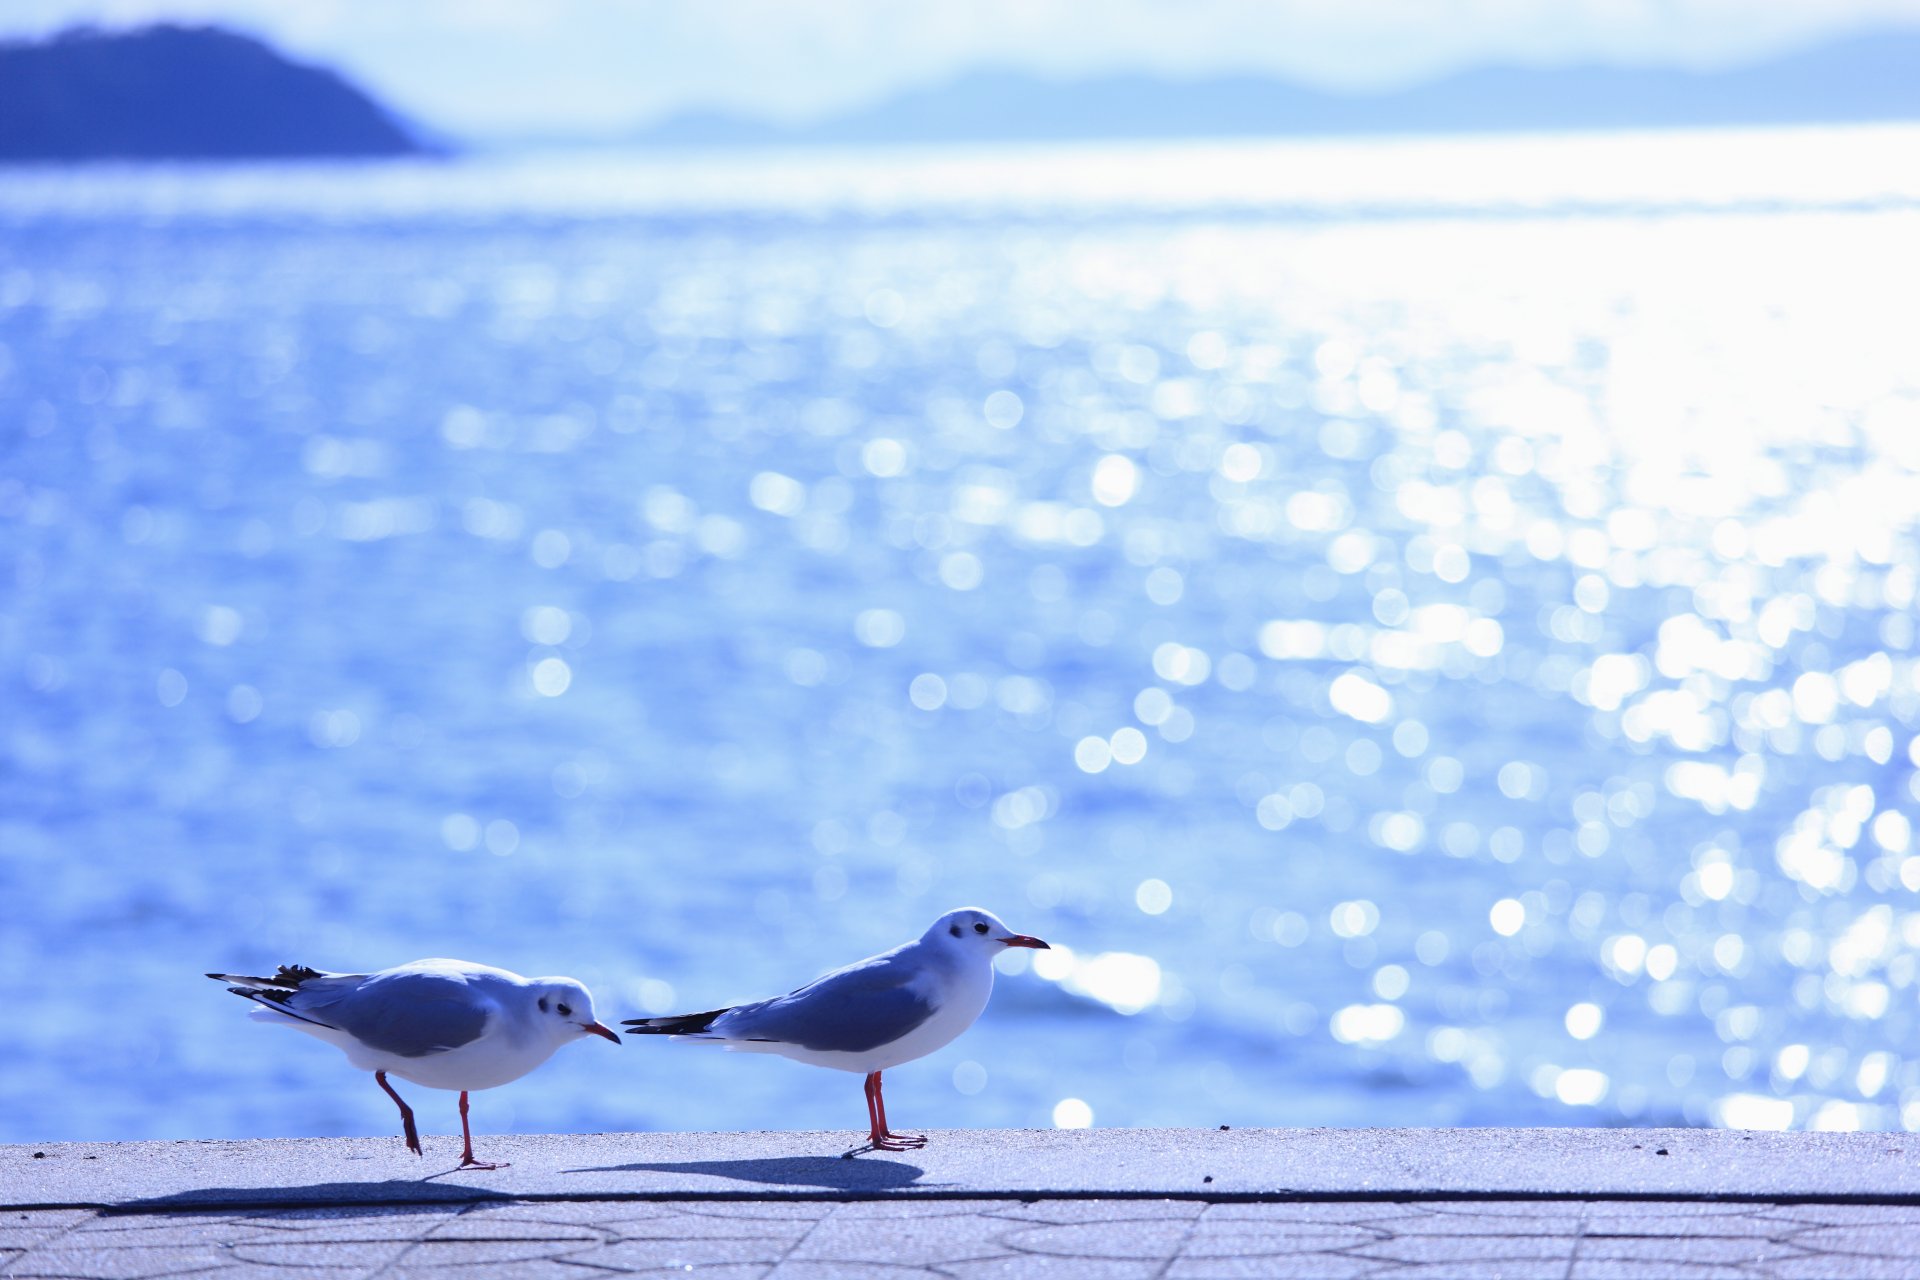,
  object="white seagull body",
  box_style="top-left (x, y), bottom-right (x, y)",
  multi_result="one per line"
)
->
top-left (624, 907), bottom-right (1048, 1150)
top-left (210, 957), bottom-right (619, 1168)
